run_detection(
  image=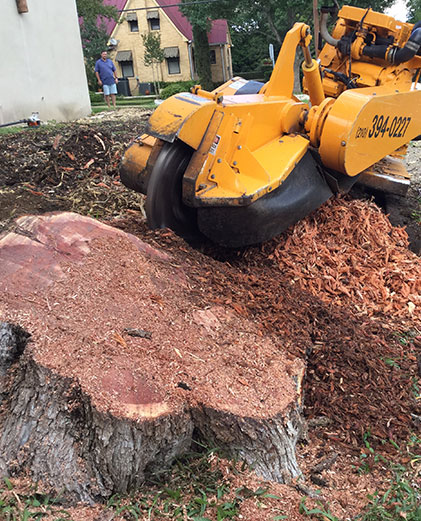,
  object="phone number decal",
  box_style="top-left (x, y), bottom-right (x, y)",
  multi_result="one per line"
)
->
top-left (355, 115), bottom-right (411, 139)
